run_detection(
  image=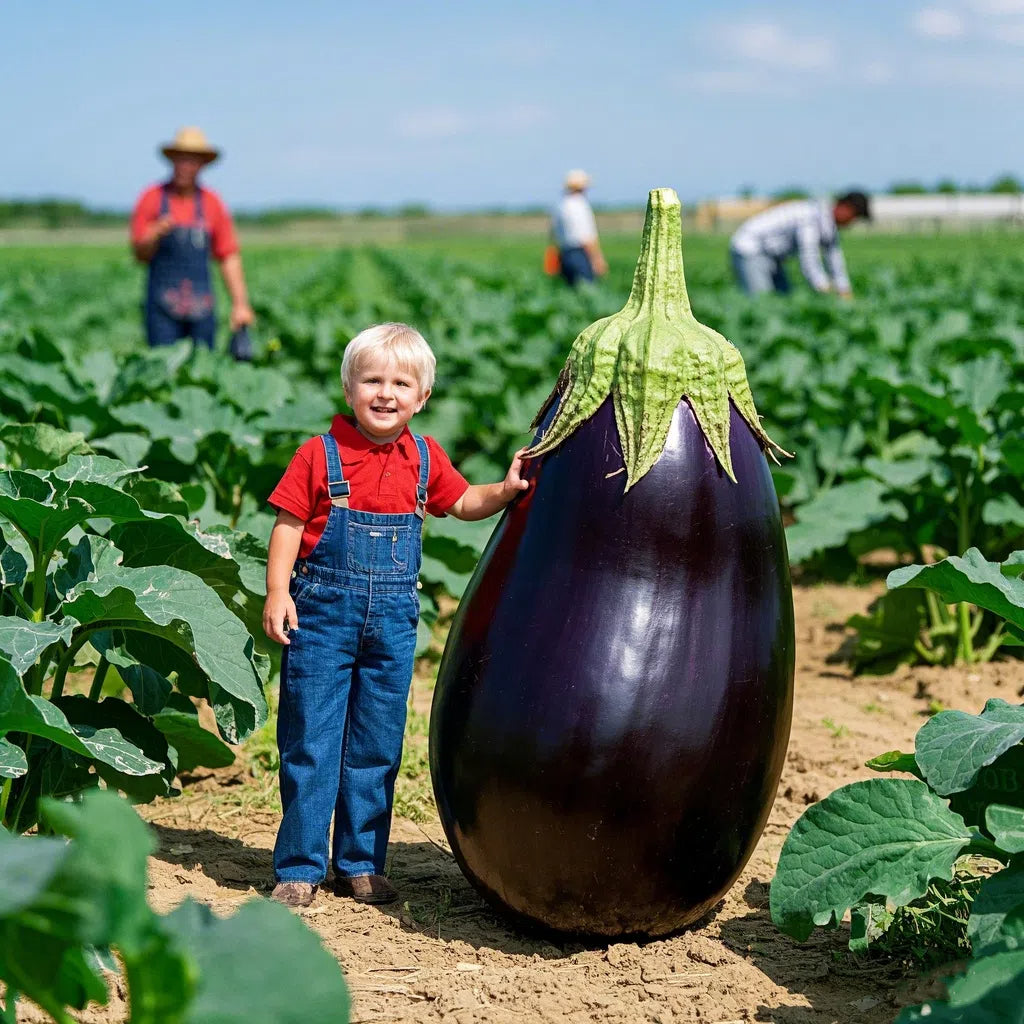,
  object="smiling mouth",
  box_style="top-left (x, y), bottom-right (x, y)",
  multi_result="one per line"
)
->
top-left (371, 406), bottom-right (397, 414)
